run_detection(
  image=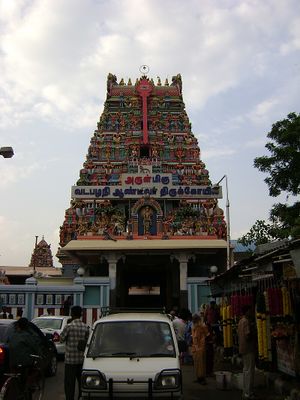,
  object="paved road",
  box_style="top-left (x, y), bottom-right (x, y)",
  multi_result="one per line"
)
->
top-left (44, 361), bottom-right (66, 400)
top-left (44, 361), bottom-right (245, 400)
top-left (182, 365), bottom-right (243, 400)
